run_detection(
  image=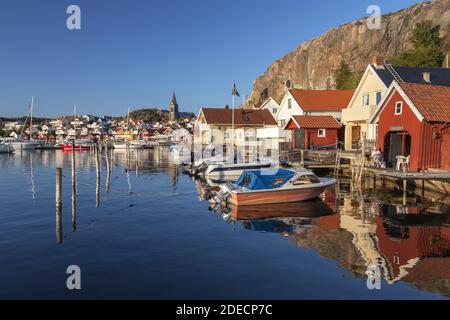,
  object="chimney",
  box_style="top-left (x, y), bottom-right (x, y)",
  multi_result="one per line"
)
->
top-left (422, 72), bottom-right (431, 83)
top-left (372, 56), bottom-right (385, 69)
